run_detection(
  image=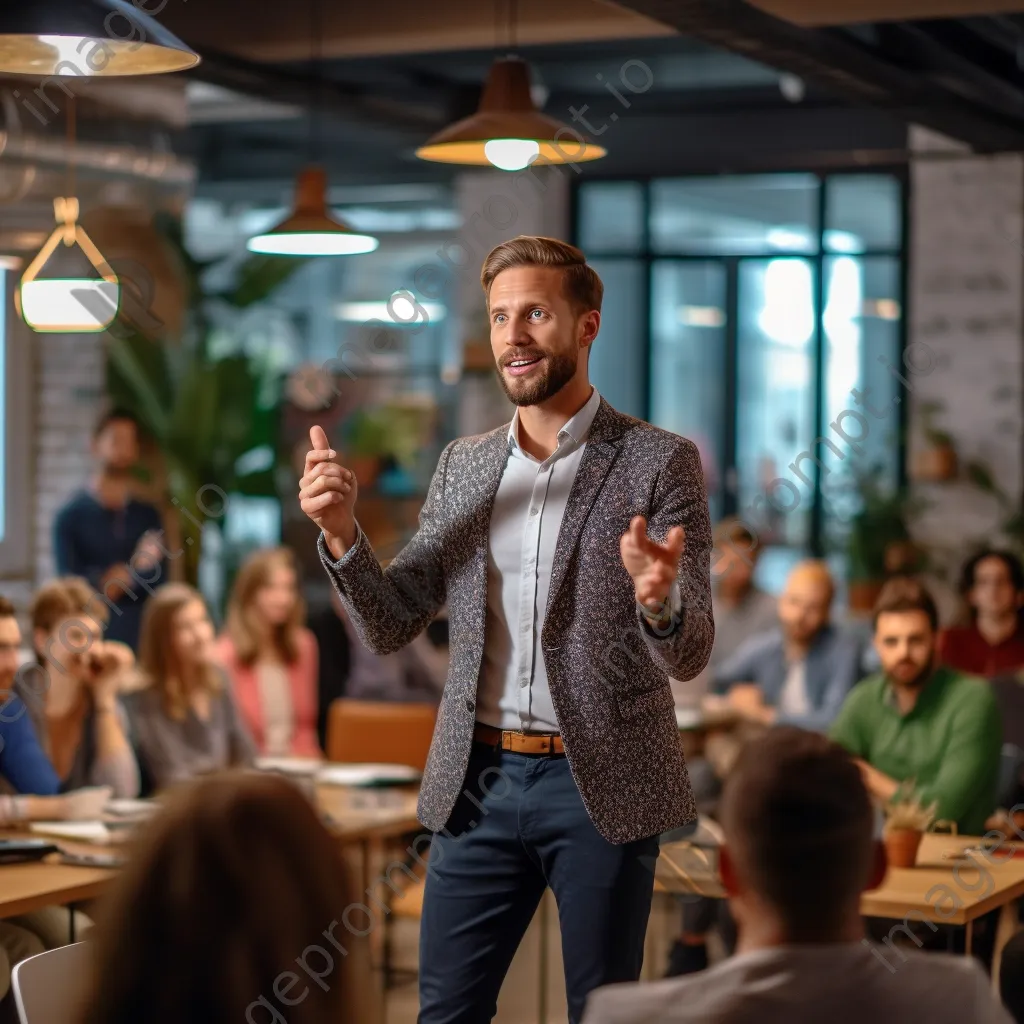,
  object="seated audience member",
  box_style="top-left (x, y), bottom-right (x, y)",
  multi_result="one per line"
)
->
top-left (673, 518), bottom-right (776, 706)
top-left (938, 549), bottom-right (1024, 677)
top-left (216, 547), bottom-right (320, 758)
top-left (713, 559), bottom-right (862, 731)
top-left (16, 578), bottom-right (139, 798)
top-left (999, 929), bottom-right (1024, 1023)
top-left (125, 584), bottom-right (256, 790)
top-left (584, 728), bottom-right (1012, 1024)
top-left (831, 577), bottom-right (1002, 836)
top-left (75, 772), bottom-right (369, 1024)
